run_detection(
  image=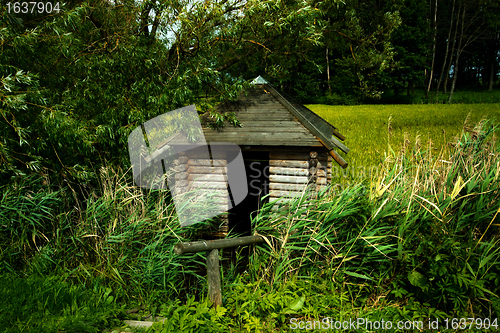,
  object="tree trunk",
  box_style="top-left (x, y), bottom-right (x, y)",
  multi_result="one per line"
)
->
top-left (489, 61), bottom-right (495, 91)
top-left (488, 29), bottom-right (498, 91)
top-left (426, 0), bottom-right (438, 96)
top-left (326, 47), bottom-right (331, 94)
top-left (436, 0), bottom-right (456, 96)
top-left (448, 5), bottom-right (465, 103)
top-left (444, 2), bottom-right (461, 94)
